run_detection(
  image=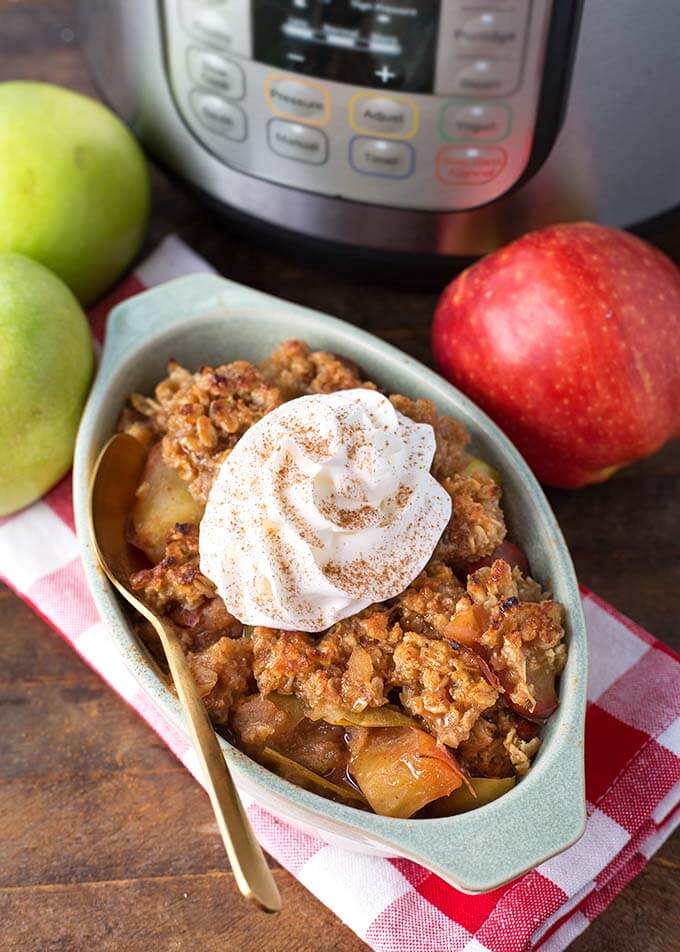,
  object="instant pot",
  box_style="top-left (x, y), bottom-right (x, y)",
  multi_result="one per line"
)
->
top-left (80, 1), bottom-right (680, 257)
